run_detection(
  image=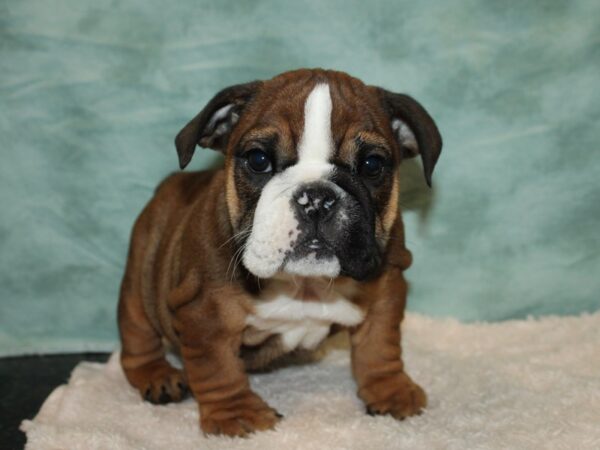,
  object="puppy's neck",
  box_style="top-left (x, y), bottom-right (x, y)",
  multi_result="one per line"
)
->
top-left (260, 273), bottom-right (359, 303)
